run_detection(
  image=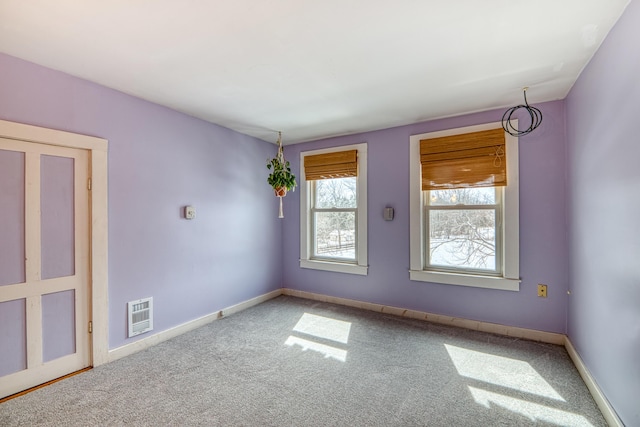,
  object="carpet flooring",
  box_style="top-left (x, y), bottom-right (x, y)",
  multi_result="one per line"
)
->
top-left (0, 295), bottom-right (606, 426)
